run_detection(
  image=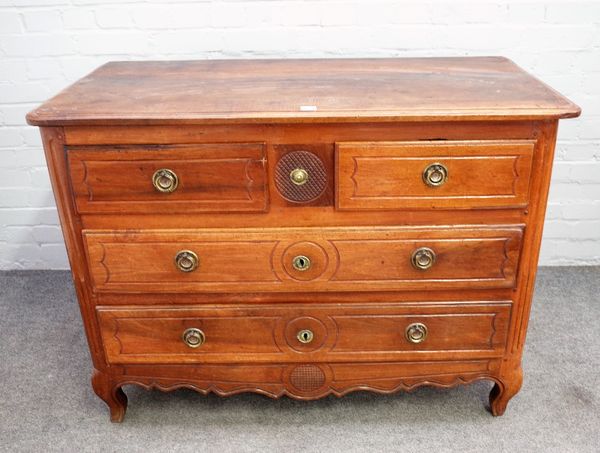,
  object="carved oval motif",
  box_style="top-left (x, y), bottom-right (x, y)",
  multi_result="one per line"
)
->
top-left (281, 241), bottom-right (329, 281)
top-left (284, 316), bottom-right (328, 352)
